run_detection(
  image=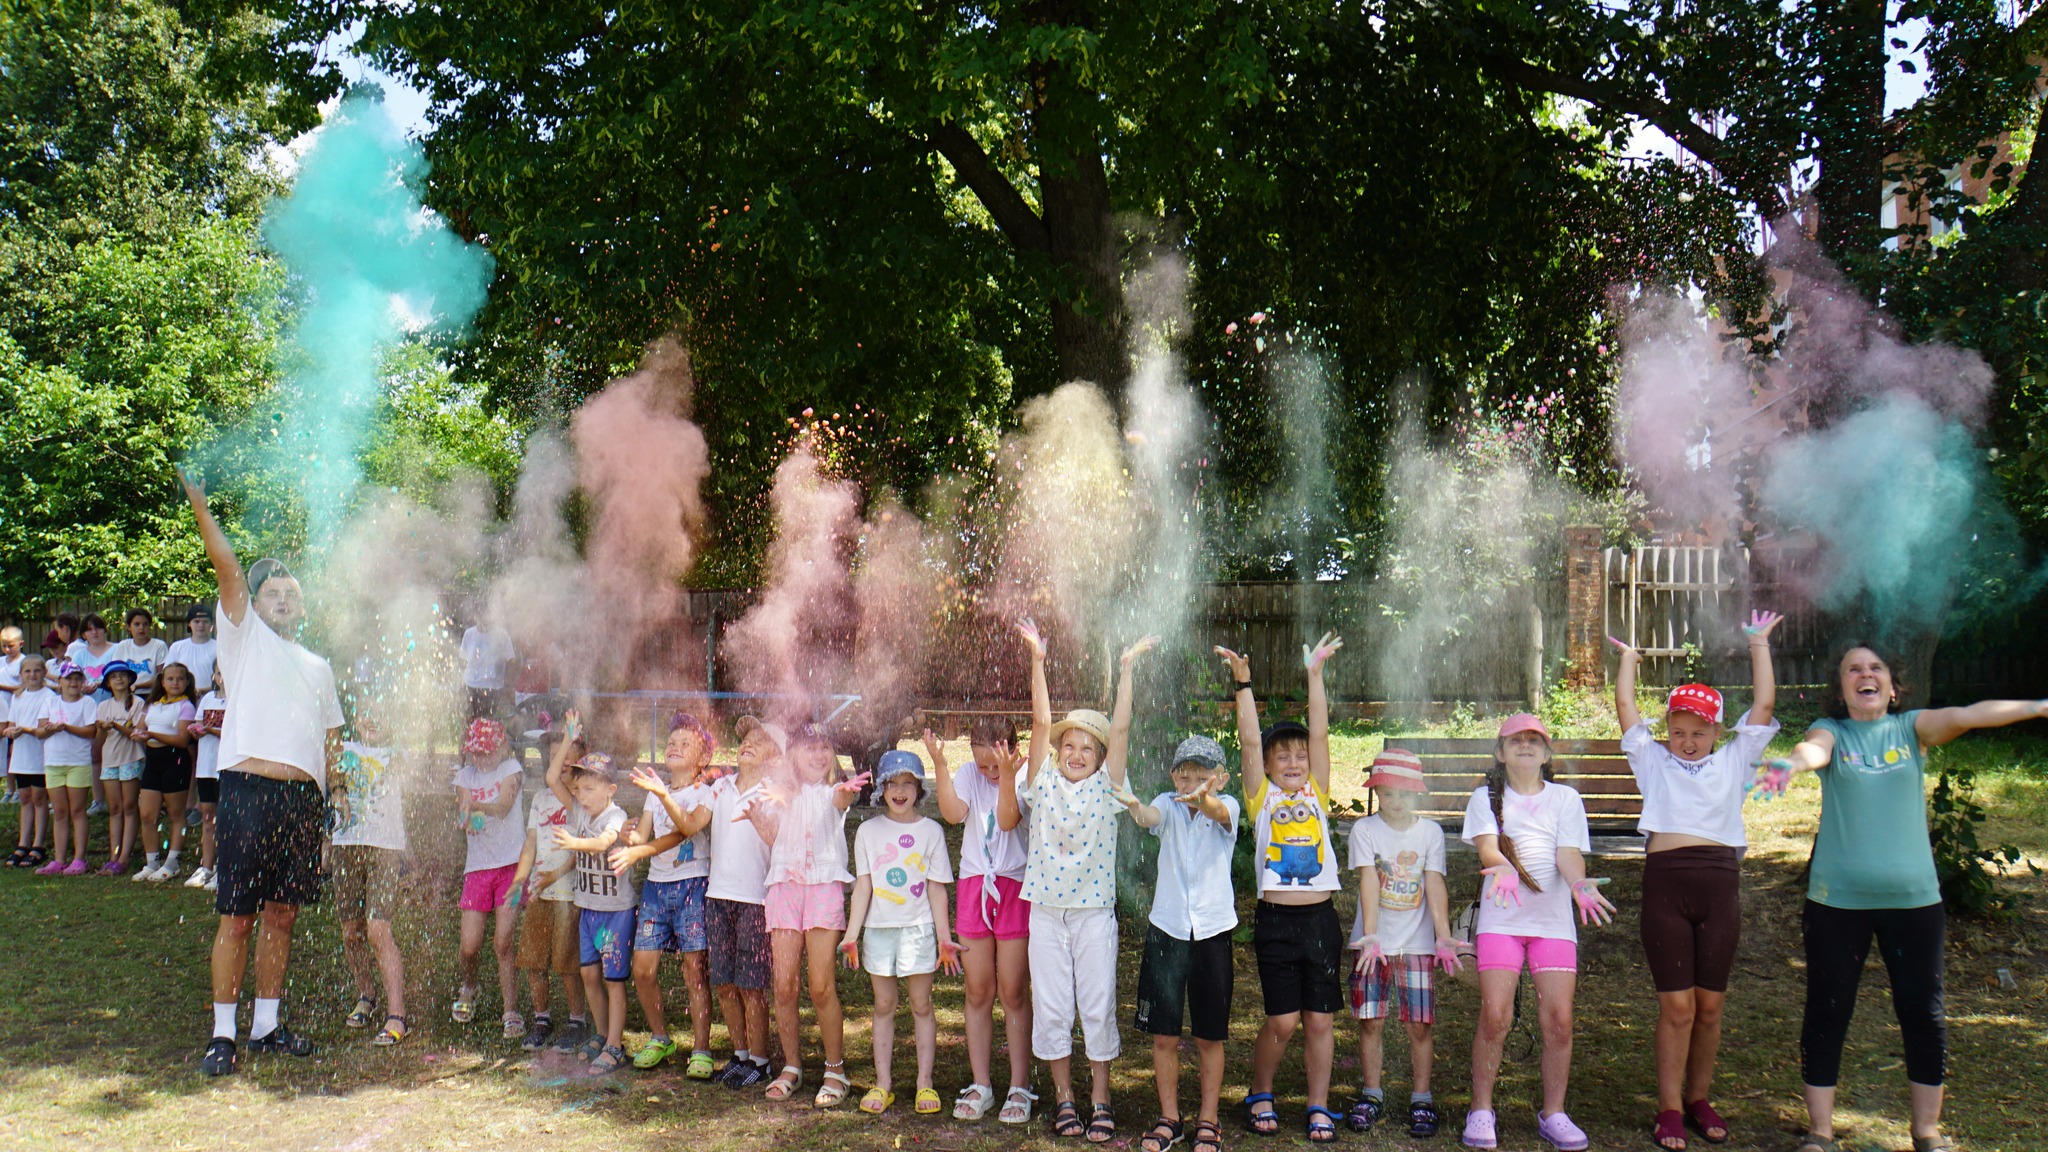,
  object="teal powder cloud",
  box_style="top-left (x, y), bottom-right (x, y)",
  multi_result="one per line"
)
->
top-left (1760, 394), bottom-right (1981, 632)
top-left (261, 89), bottom-right (494, 548)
